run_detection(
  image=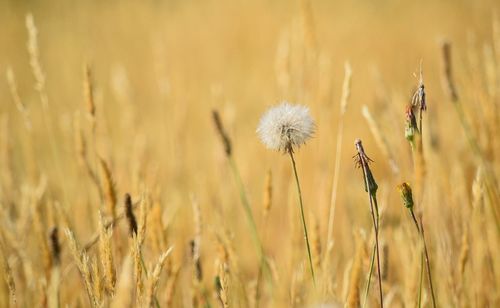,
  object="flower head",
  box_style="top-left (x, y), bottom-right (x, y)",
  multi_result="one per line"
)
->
top-left (257, 102), bottom-right (315, 153)
top-left (397, 182), bottom-right (414, 209)
top-left (404, 105), bottom-right (419, 143)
